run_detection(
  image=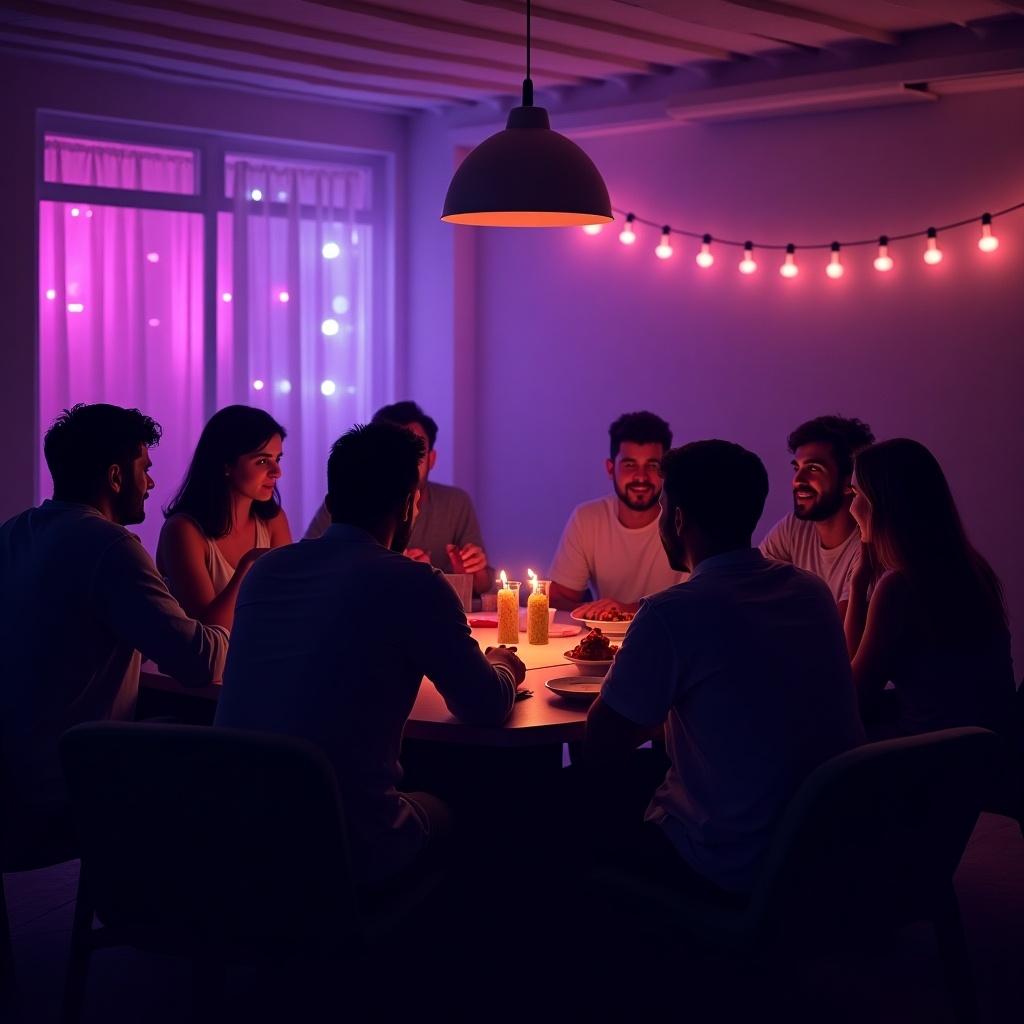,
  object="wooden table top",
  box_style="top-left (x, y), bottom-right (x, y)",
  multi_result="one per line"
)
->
top-left (141, 619), bottom-right (604, 748)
